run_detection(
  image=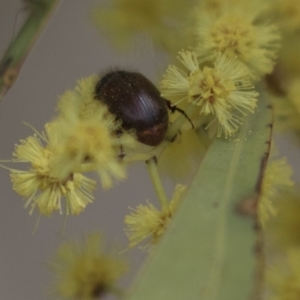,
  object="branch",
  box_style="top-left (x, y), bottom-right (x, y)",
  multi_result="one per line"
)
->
top-left (0, 0), bottom-right (60, 103)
